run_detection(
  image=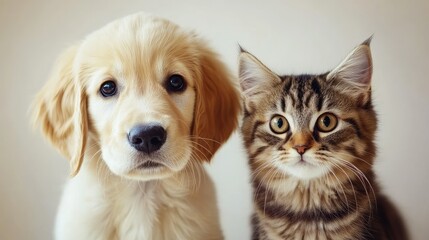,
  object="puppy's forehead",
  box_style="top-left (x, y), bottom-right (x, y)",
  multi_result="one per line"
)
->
top-left (83, 14), bottom-right (198, 61)
top-left (79, 14), bottom-right (199, 88)
top-left (90, 13), bottom-right (176, 42)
